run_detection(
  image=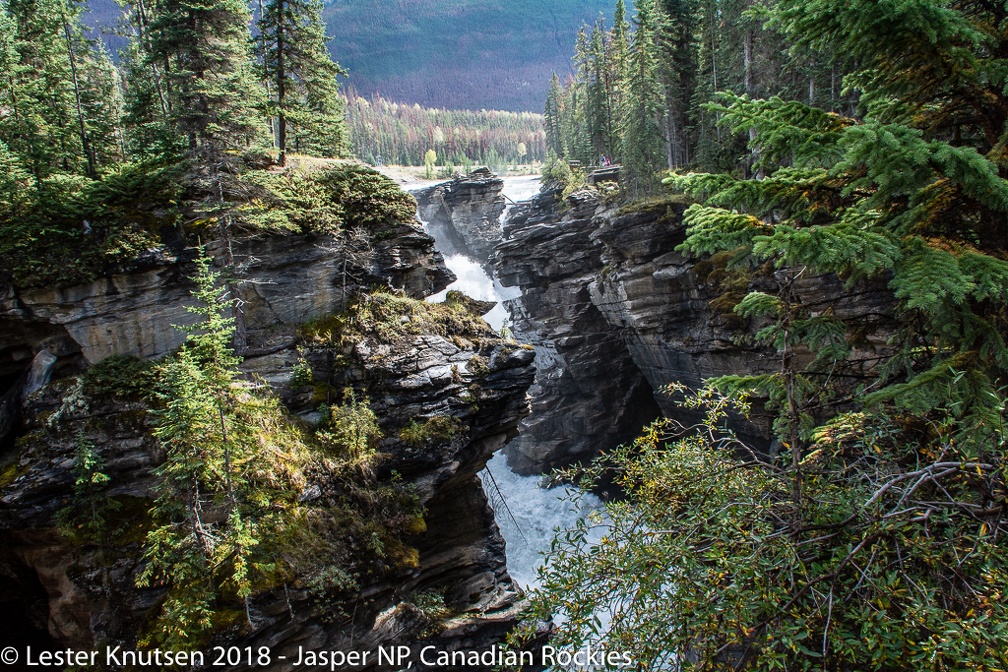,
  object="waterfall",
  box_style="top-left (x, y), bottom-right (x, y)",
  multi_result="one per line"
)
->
top-left (412, 175), bottom-right (605, 590)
